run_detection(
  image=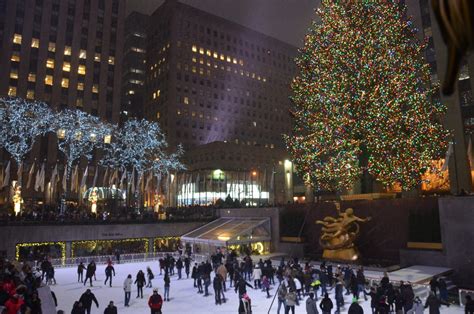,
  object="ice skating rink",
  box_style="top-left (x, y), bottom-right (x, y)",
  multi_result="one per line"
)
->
top-left (51, 261), bottom-right (463, 313)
